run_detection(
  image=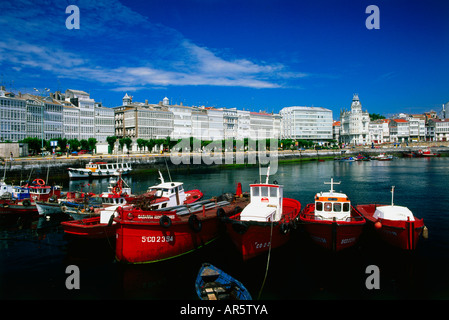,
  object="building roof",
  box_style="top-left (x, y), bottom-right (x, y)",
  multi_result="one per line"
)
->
top-left (392, 119), bottom-right (408, 123)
